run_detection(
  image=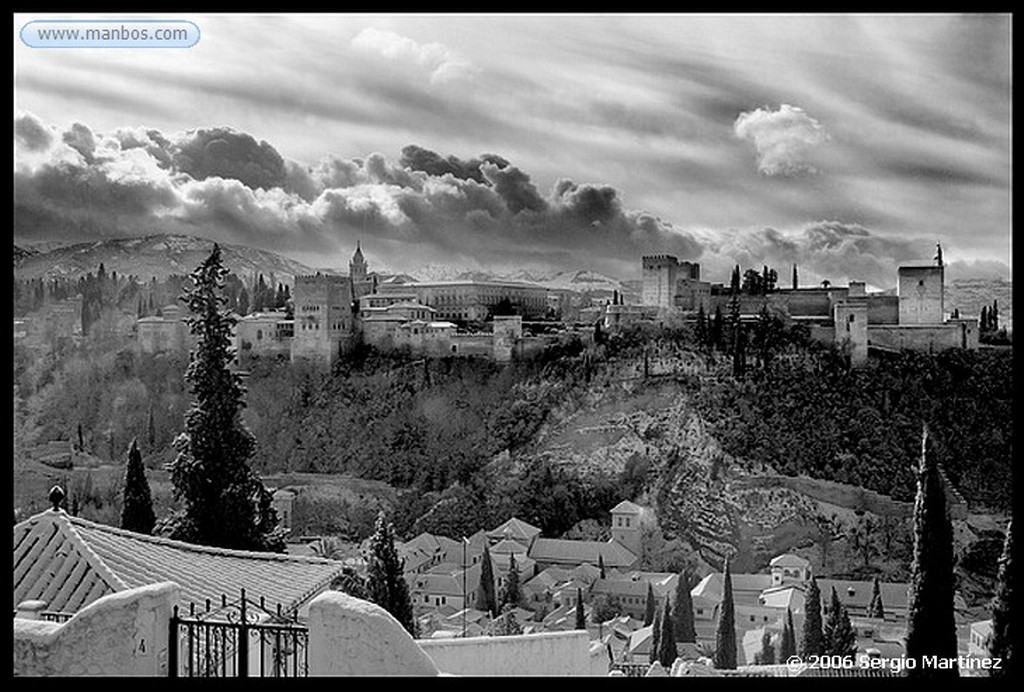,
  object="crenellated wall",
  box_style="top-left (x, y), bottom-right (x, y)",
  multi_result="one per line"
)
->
top-left (14, 582), bottom-right (179, 677)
